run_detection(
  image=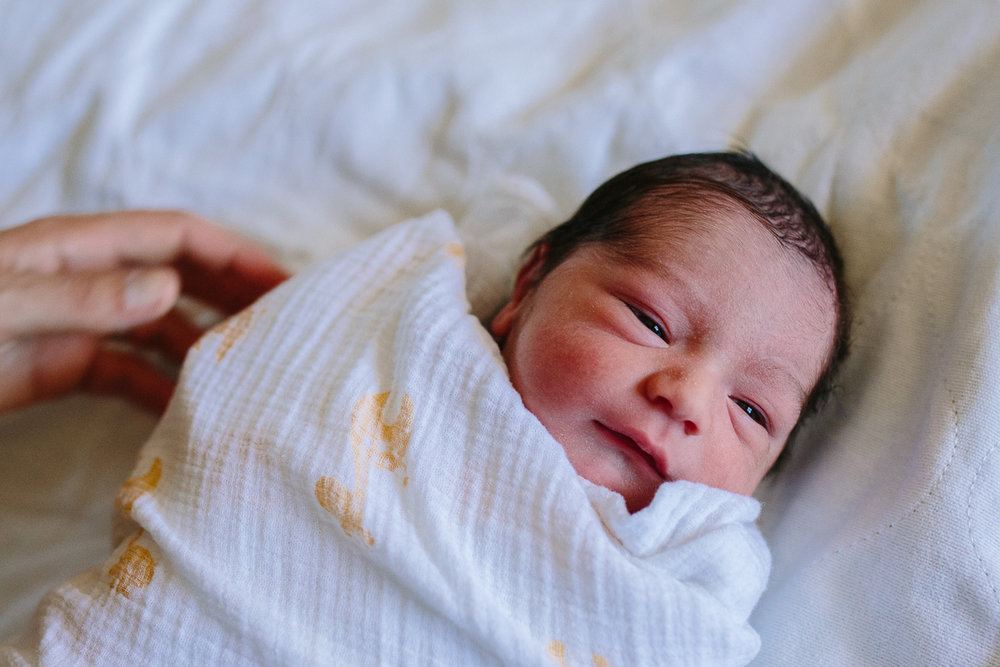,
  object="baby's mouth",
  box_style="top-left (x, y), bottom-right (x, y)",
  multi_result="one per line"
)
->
top-left (594, 422), bottom-right (667, 480)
